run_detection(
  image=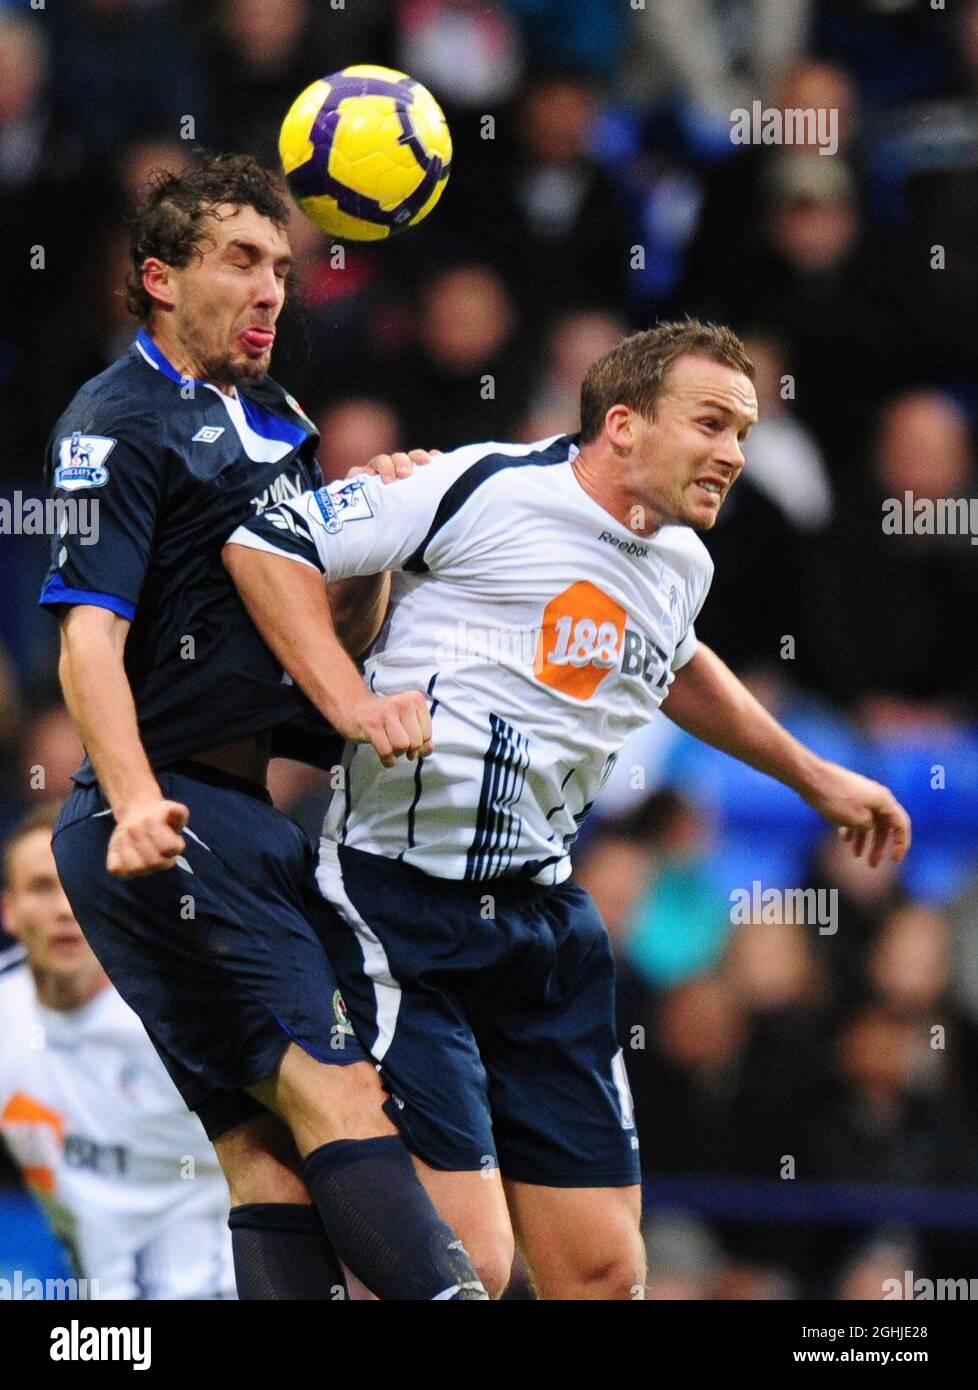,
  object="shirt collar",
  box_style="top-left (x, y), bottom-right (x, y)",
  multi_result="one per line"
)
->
top-left (134, 328), bottom-right (193, 384)
top-left (134, 330), bottom-right (241, 399)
